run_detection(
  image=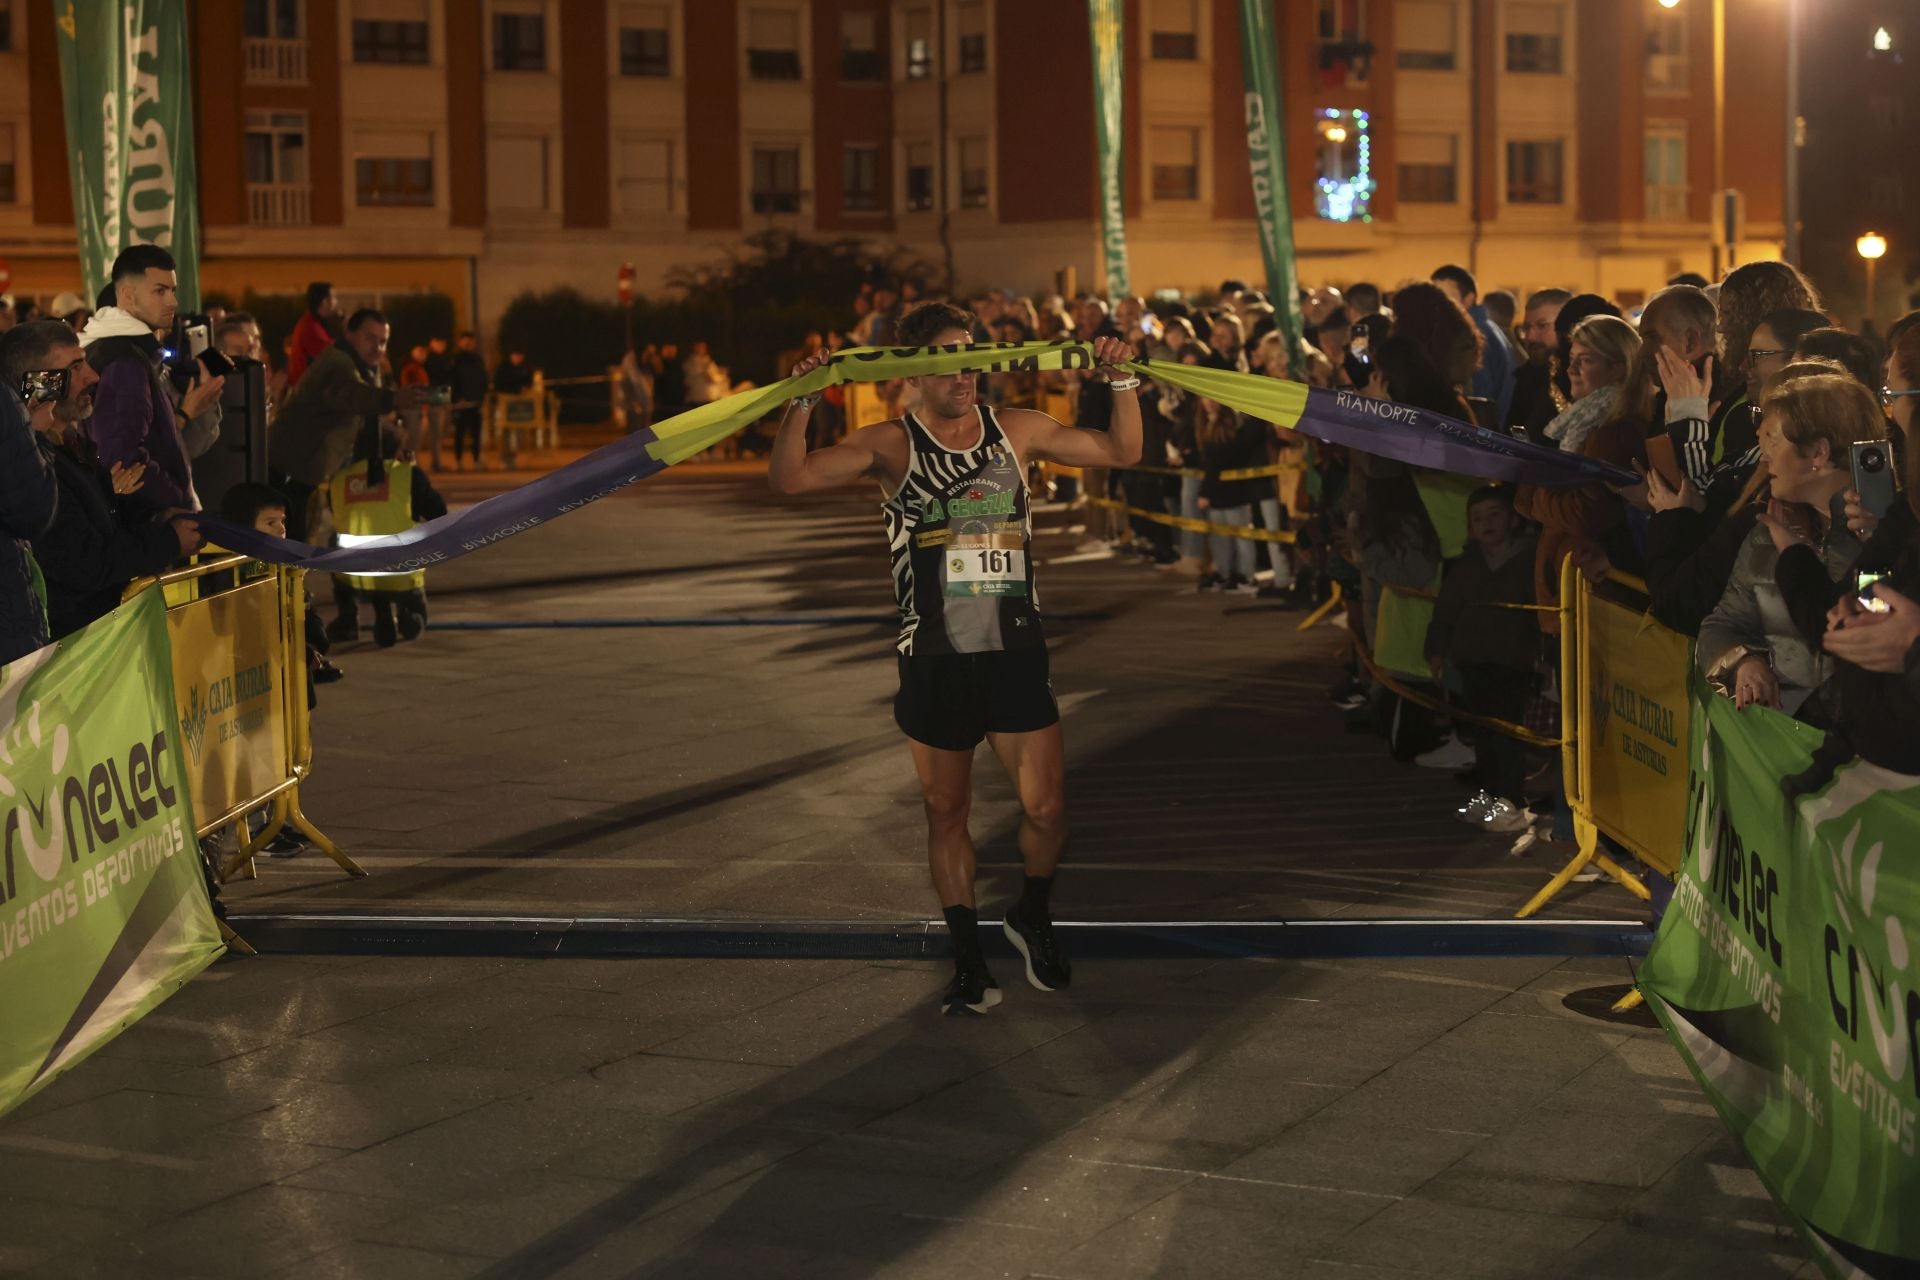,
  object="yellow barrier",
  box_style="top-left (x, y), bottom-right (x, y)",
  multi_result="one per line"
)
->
top-left (124, 557), bottom-right (360, 884)
top-left (1080, 495), bottom-right (1297, 544)
top-left (1518, 561), bottom-right (1690, 919)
